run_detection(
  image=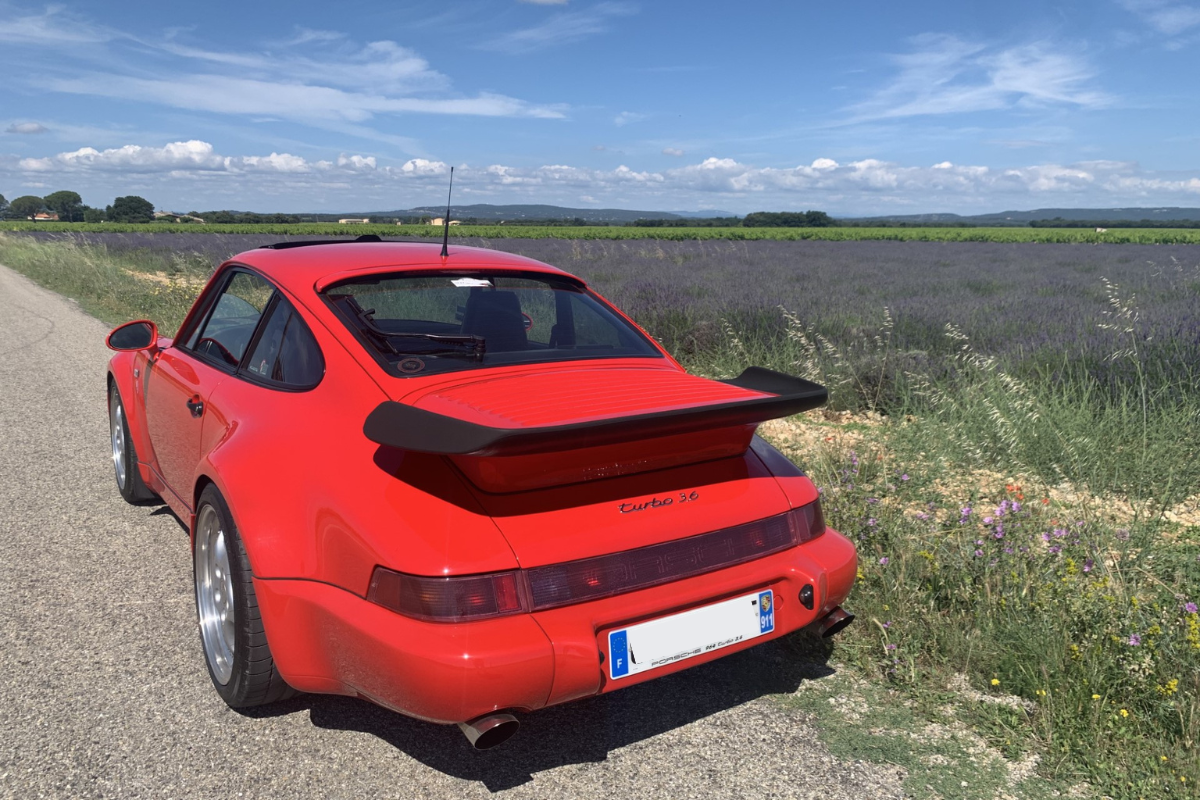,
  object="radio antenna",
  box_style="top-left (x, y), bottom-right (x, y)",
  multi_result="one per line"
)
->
top-left (440, 166), bottom-right (454, 258)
